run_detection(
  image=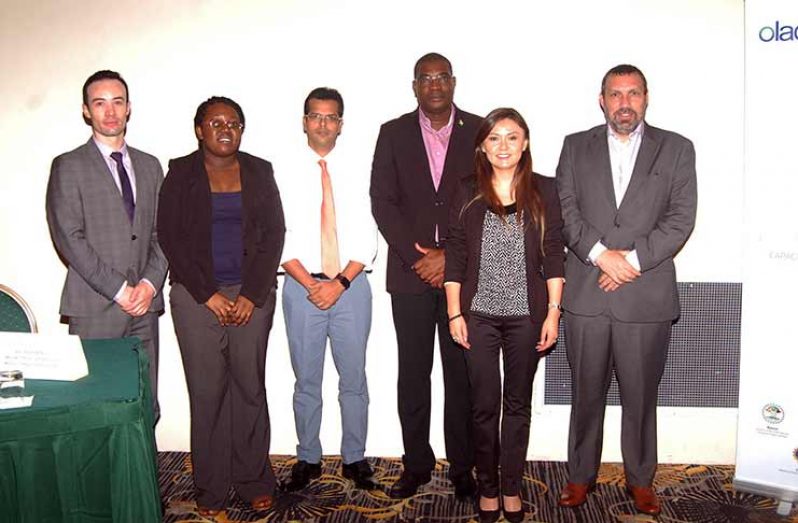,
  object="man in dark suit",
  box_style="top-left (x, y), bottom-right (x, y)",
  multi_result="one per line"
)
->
top-left (46, 70), bottom-right (167, 420)
top-left (370, 52), bottom-right (481, 499)
top-left (556, 64), bottom-right (697, 515)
